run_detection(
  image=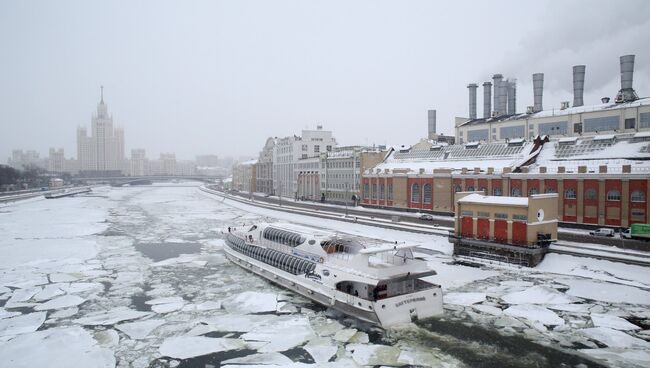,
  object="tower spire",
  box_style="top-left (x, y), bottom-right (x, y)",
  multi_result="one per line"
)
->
top-left (100, 85), bottom-right (104, 103)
